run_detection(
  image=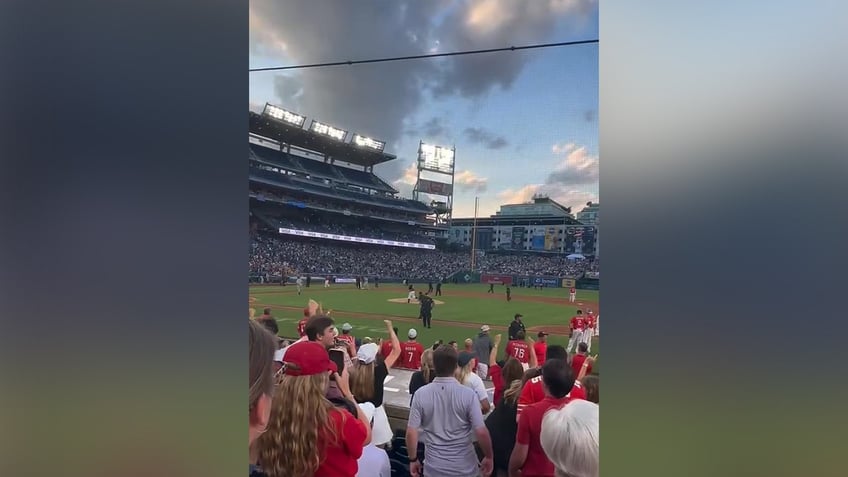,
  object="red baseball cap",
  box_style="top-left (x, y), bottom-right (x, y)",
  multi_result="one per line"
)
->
top-left (283, 341), bottom-right (337, 376)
